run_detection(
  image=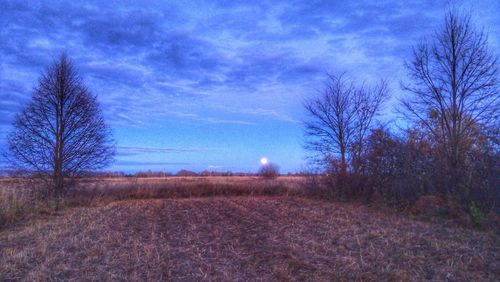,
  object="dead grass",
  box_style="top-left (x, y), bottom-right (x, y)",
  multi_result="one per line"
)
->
top-left (66, 176), bottom-right (303, 207)
top-left (0, 182), bottom-right (37, 228)
top-left (1, 196), bottom-right (498, 281)
top-left (0, 176), bottom-right (304, 228)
